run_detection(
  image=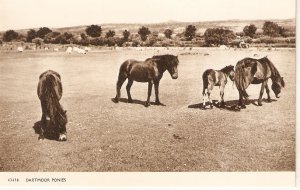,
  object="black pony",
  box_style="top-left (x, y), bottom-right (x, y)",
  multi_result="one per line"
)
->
top-left (113, 54), bottom-right (179, 107)
top-left (235, 56), bottom-right (285, 108)
top-left (37, 70), bottom-right (67, 141)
